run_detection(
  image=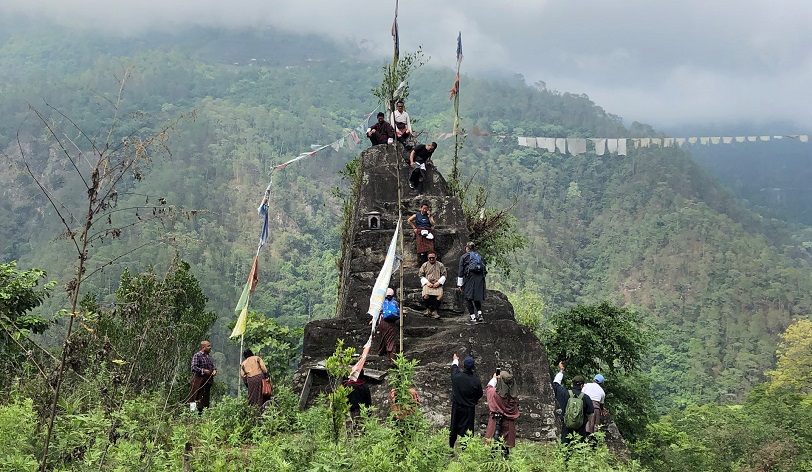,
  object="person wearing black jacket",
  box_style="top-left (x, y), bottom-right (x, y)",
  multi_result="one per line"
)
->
top-left (552, 361), bottom-right (594, 444)
top-left (344, 370), bottom-right (372, 430)
top-left (449, 354), bottom-right (484, 448)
